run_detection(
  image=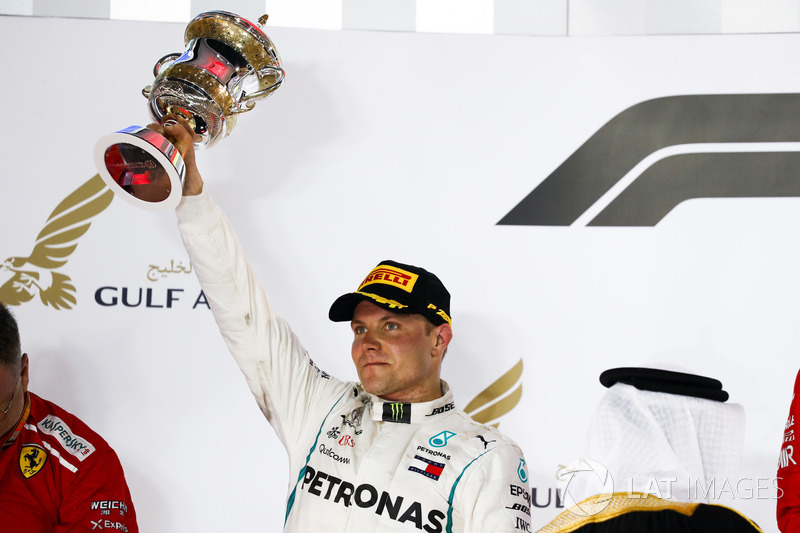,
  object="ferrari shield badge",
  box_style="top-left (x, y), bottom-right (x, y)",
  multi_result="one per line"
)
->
top-left (19, 444), bottom-right (47, 478)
